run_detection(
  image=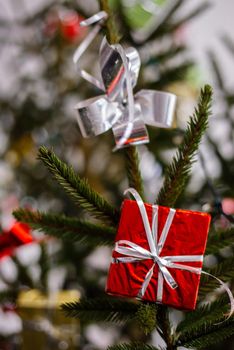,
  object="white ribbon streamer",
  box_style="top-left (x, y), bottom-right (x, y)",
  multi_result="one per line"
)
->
top-left (113, 188), bottom-right (234, 318)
